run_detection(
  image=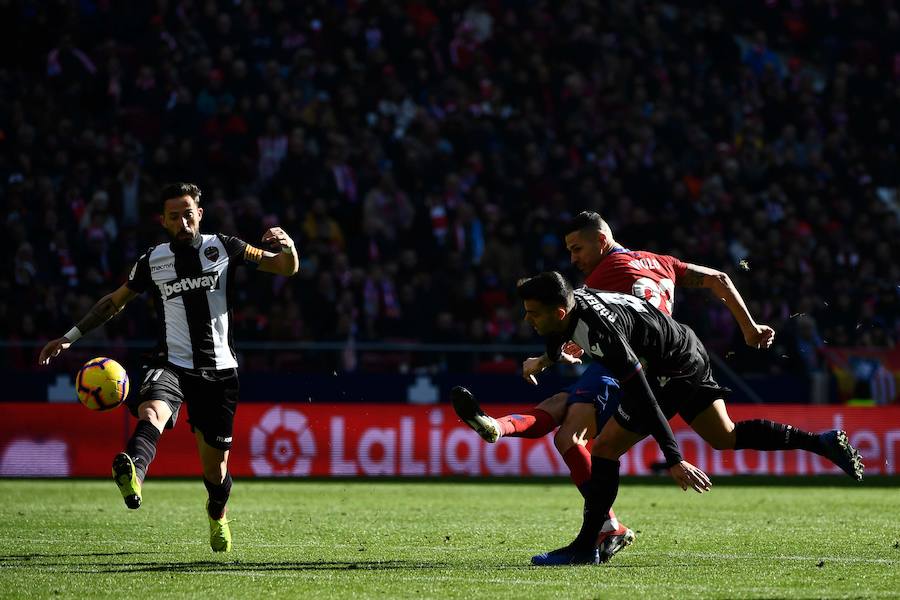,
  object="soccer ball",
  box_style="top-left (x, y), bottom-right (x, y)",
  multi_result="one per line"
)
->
top-left (76, 357), bottom-right (129, 411)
